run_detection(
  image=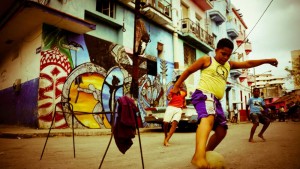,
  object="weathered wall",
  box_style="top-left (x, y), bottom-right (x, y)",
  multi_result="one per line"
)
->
top-left (0, 28), bottom-right (41, 127)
